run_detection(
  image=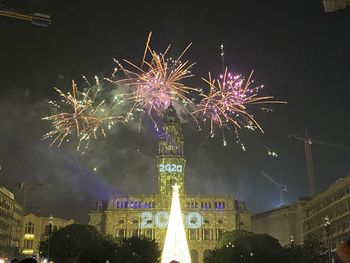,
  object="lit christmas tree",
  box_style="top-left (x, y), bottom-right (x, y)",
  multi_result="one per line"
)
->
top-left (161, 183), bottom-right (191, 263)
